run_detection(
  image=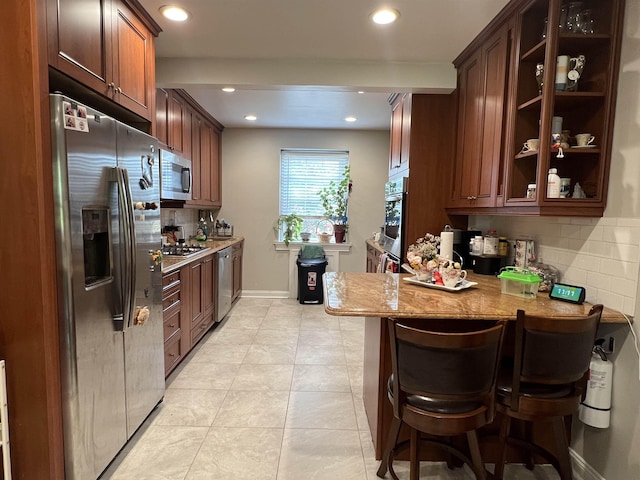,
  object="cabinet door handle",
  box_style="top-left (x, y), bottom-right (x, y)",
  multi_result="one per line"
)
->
top-left (108, 82), bottom-right (115, 90)
top-left (169, 323), bottom-right (176, 328)
top-left (168, 353), bottom-right (175, 357)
